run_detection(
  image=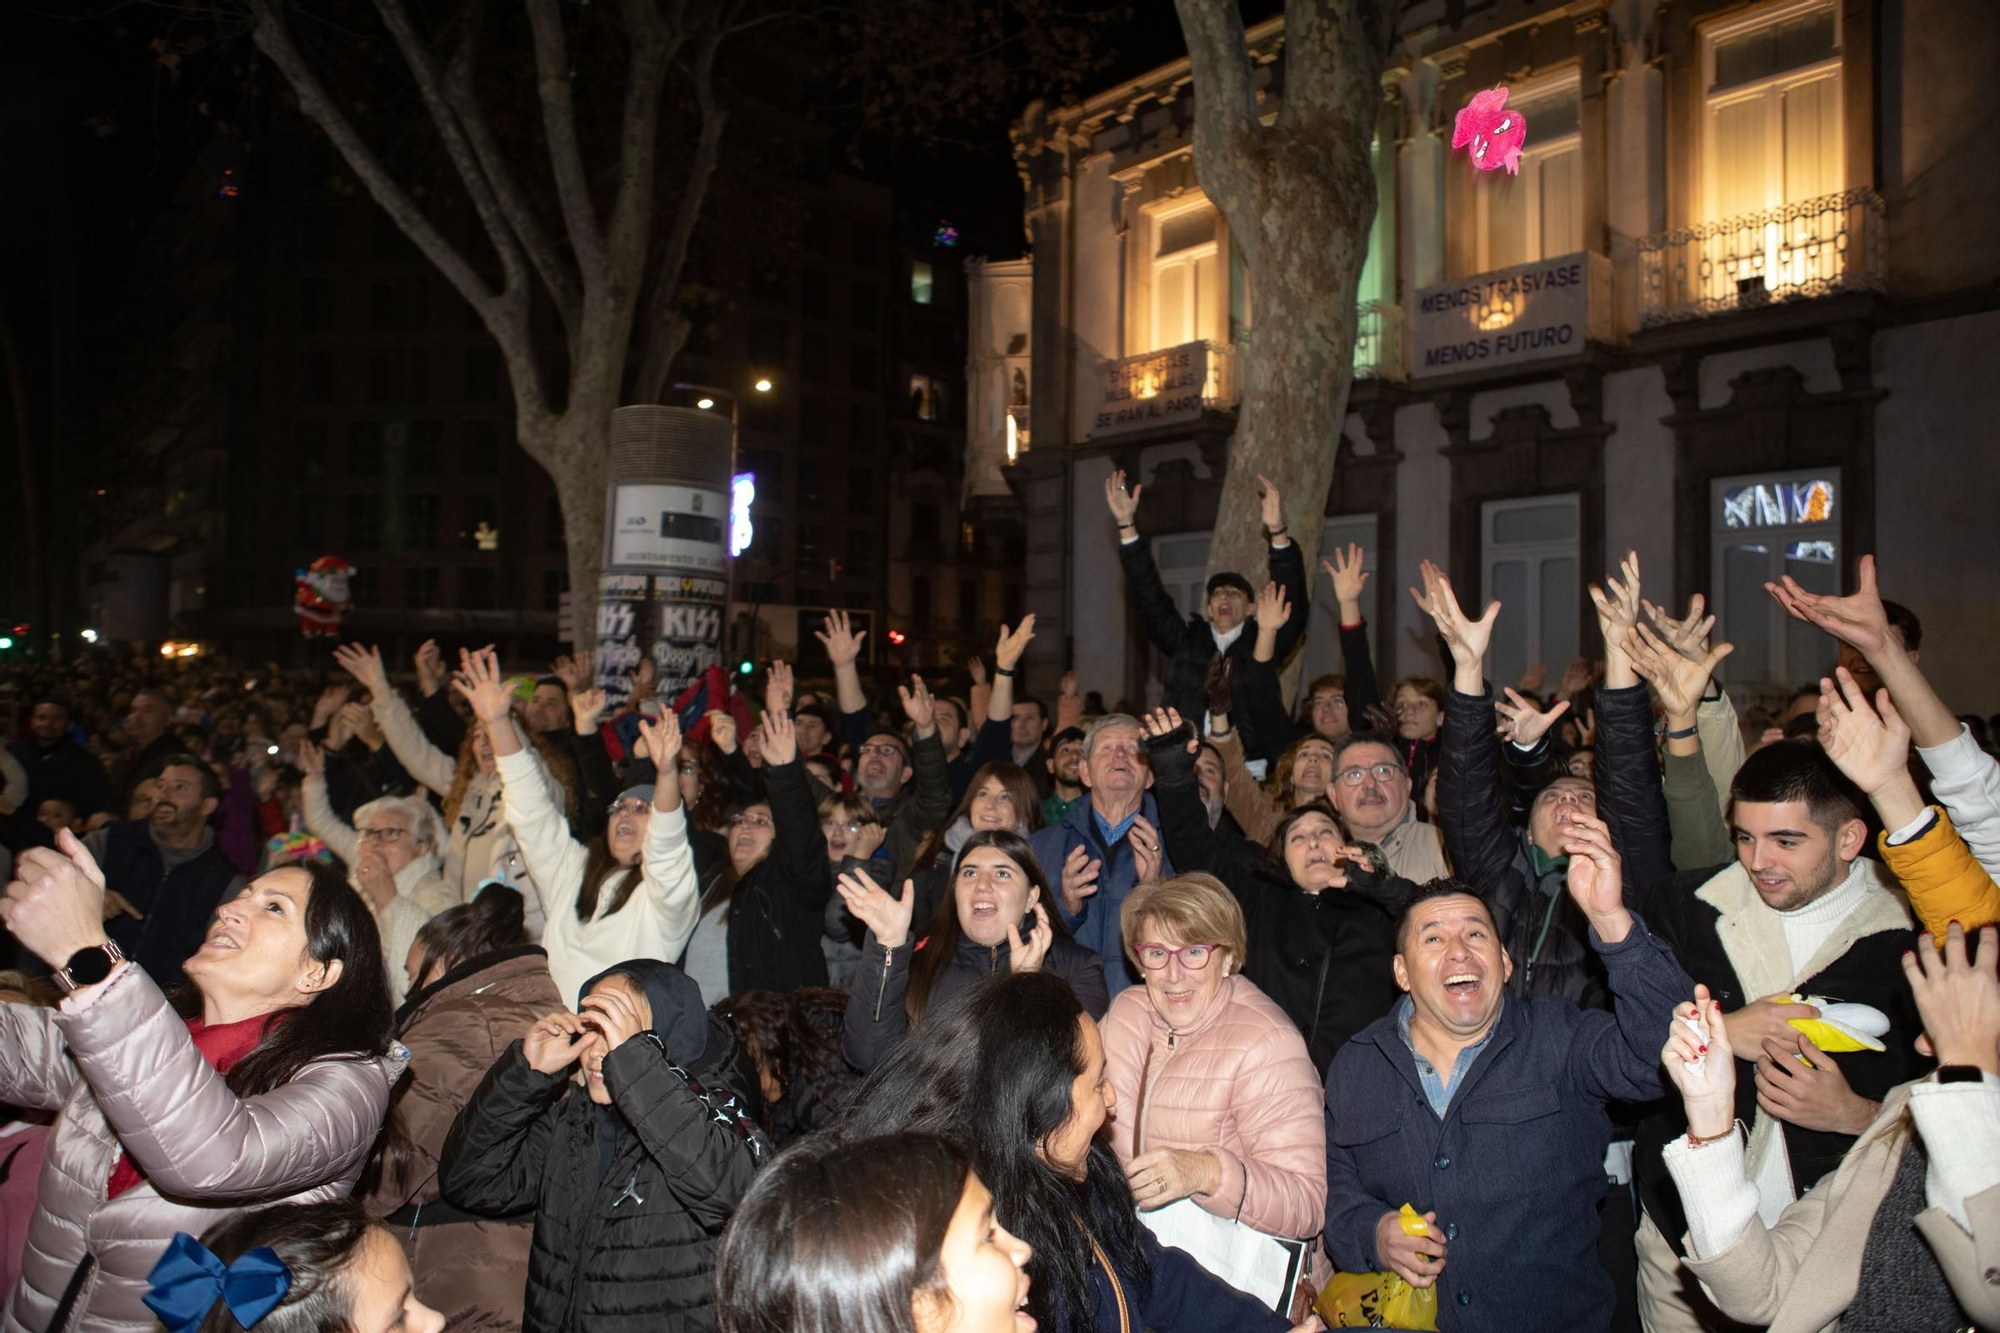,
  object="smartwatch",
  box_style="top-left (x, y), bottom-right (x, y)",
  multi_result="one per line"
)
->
top-left (55, 941), bottom-right (126, 994)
